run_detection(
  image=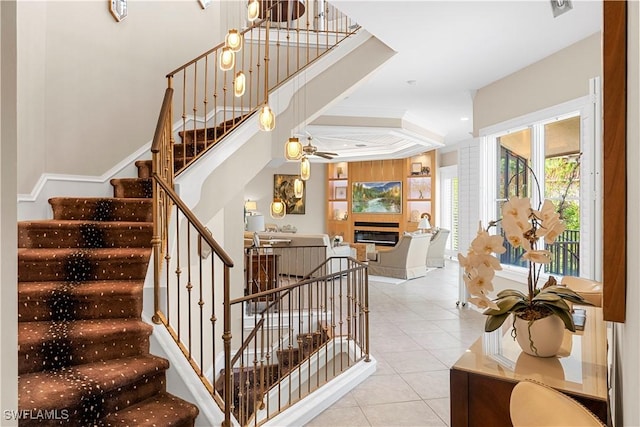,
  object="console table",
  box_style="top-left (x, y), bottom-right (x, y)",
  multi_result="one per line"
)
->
top-left (450, 306), bottom-right (609, 426)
